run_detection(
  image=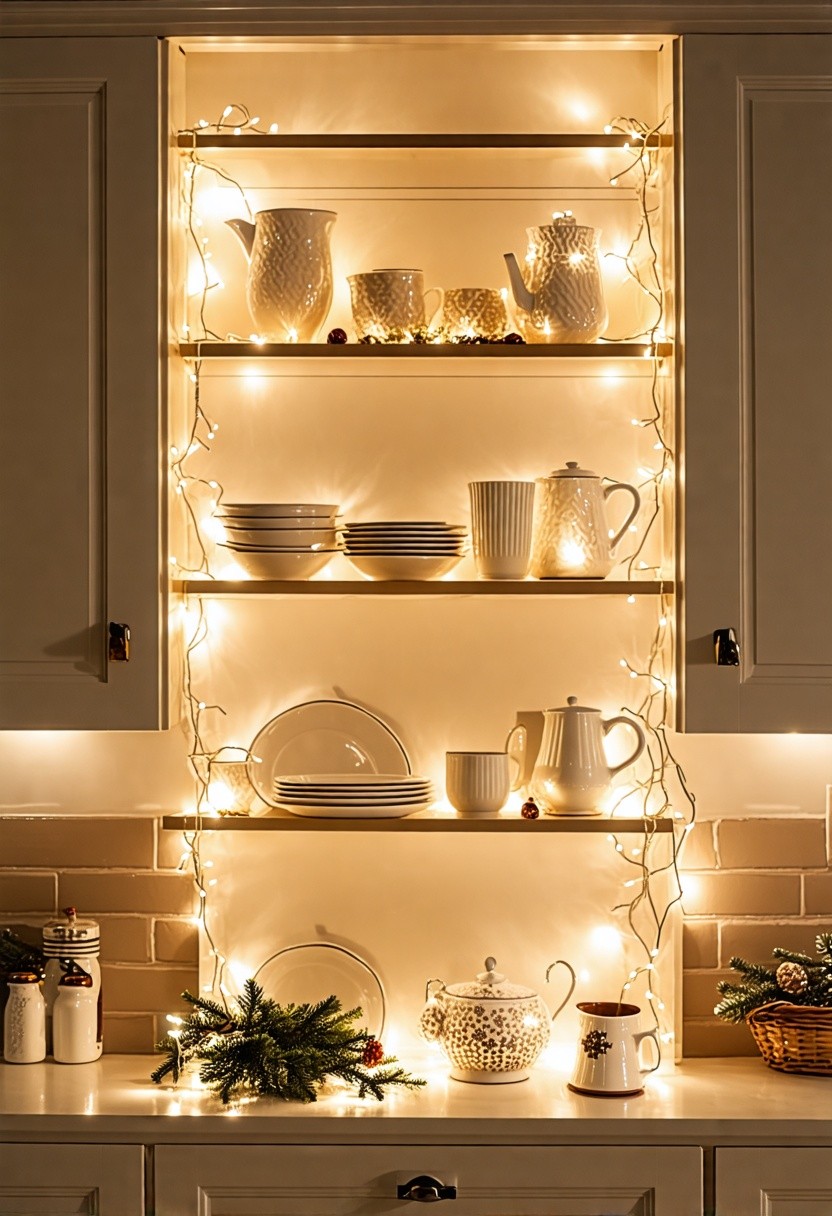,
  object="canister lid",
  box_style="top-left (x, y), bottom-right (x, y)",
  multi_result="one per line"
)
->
top-left (546, 694), bottom-right (601, 714)
top-left (446, 956), bottom-right (538, 1001)
top-left (546, 461), bottom-right (598, 479)
top-left (43, 907), bottom-right (100, 956)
